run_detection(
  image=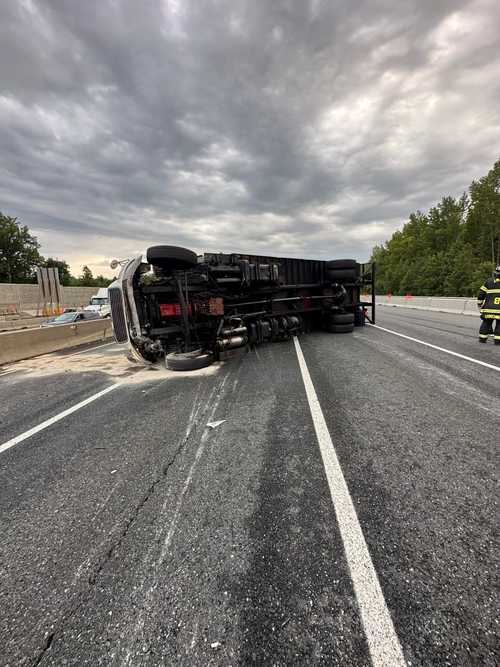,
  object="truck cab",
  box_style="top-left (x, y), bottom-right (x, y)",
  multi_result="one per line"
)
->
top-left (85, 288), bottom-right (111, 318)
